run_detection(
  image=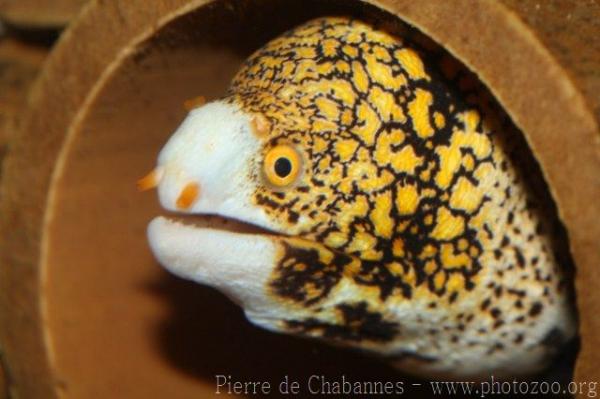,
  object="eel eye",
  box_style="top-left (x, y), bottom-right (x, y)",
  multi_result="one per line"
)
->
top-left (264, 145), bottom-right (301, 187)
